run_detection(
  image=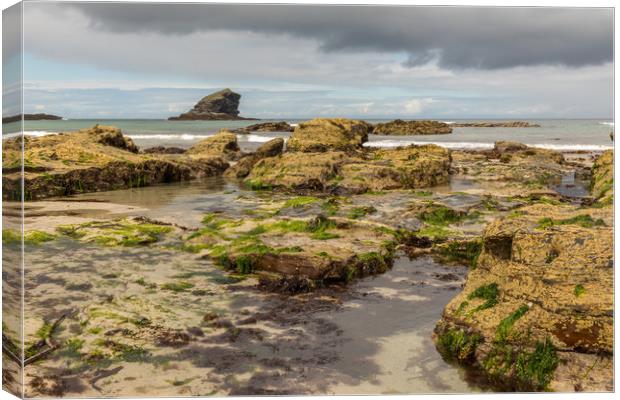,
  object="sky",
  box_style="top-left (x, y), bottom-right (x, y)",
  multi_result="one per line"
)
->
top-left (3, 3), bottom-right (614, 119)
